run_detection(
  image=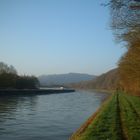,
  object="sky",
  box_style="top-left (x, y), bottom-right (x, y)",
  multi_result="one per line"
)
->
top-left (0, 0), bottom-right (126, 76)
